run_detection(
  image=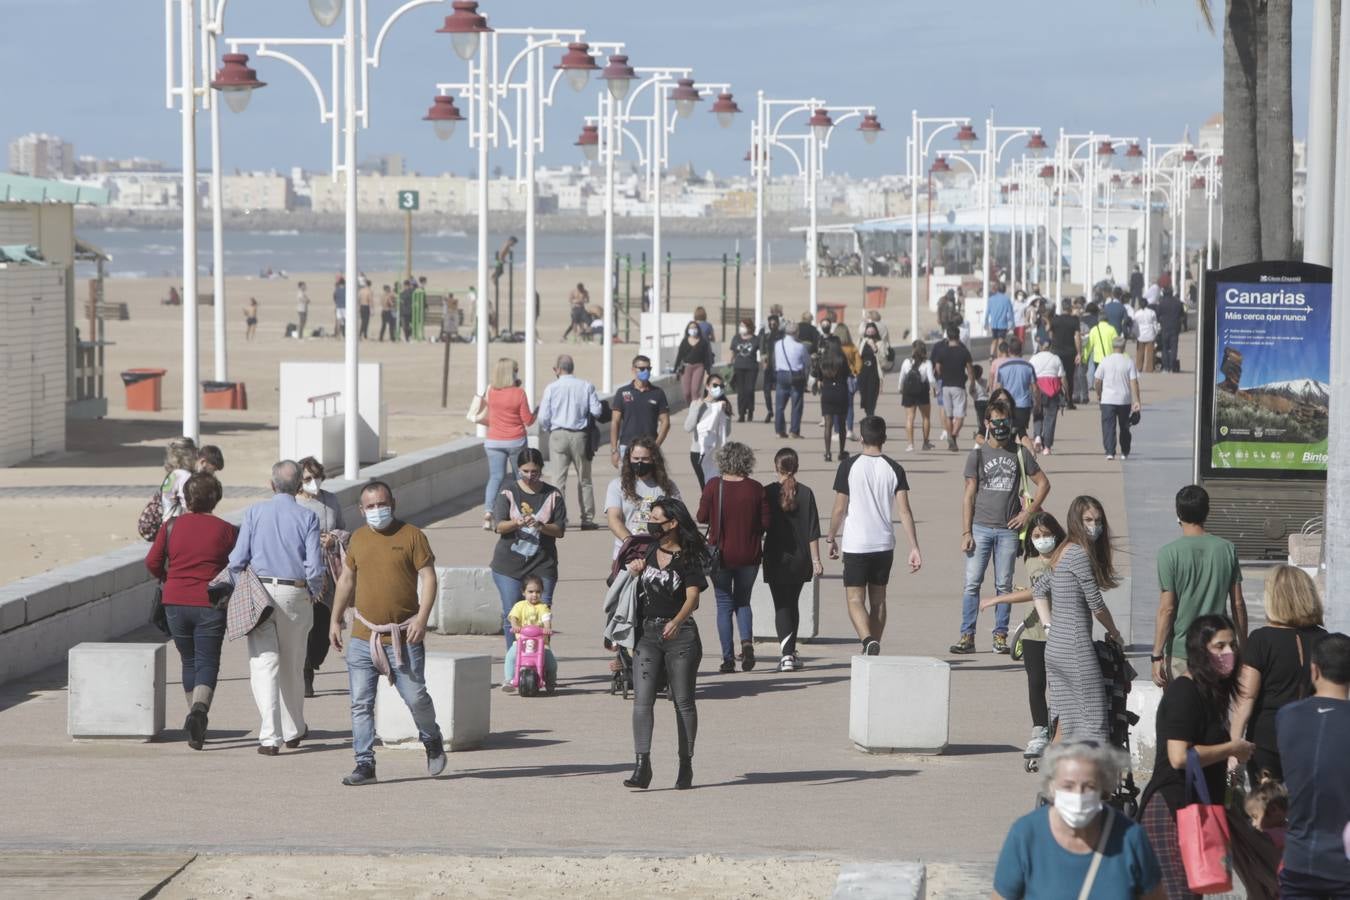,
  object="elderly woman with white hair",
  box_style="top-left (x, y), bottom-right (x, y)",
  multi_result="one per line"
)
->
top-left (994, 741), bottom-right (1164, 900)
